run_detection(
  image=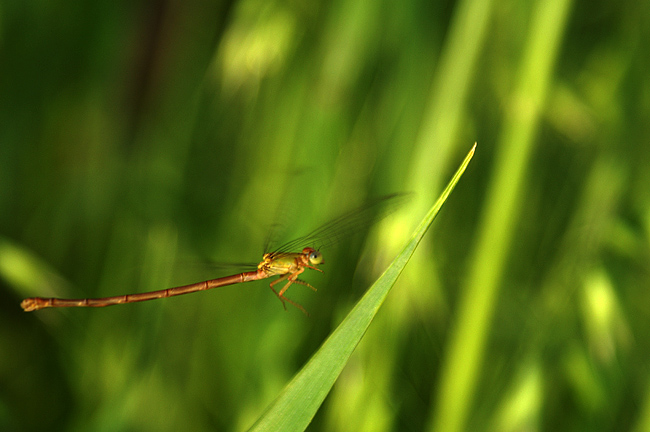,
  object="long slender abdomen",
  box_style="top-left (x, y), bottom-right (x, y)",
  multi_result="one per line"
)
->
top-left (21, 270), bottom-right (264, 311)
